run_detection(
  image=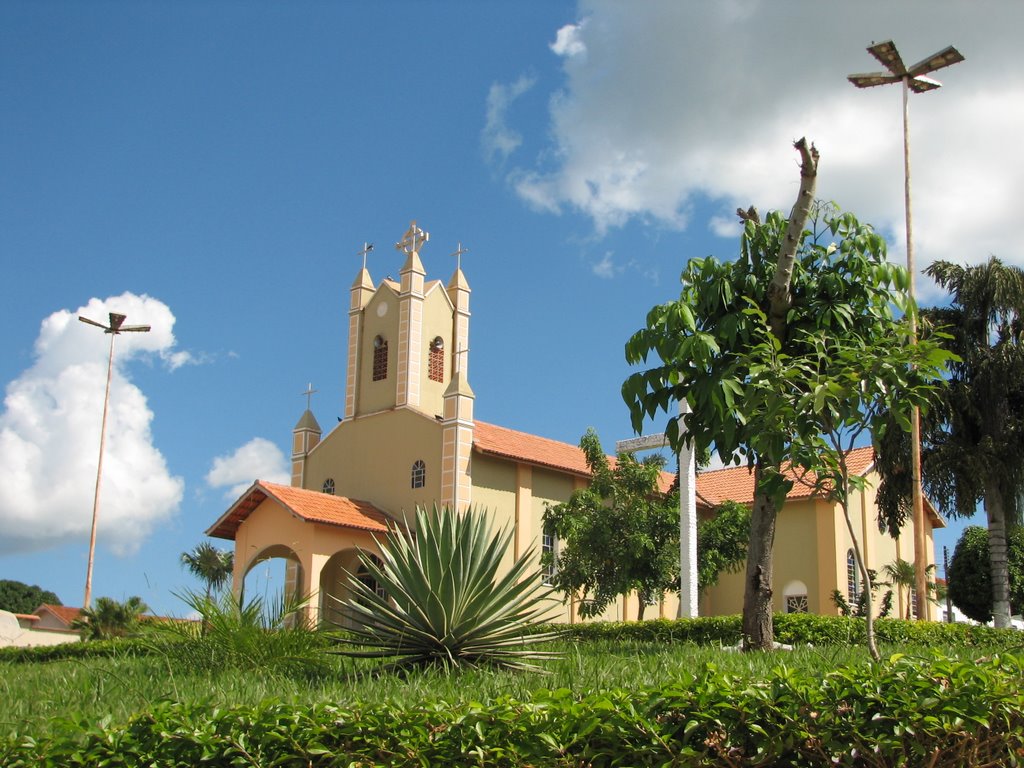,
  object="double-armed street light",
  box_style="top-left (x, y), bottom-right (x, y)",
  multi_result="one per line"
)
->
top-left (78, 312), bottom-right (151, 609)
top-left (849, 40), bottom-right (964, 621)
